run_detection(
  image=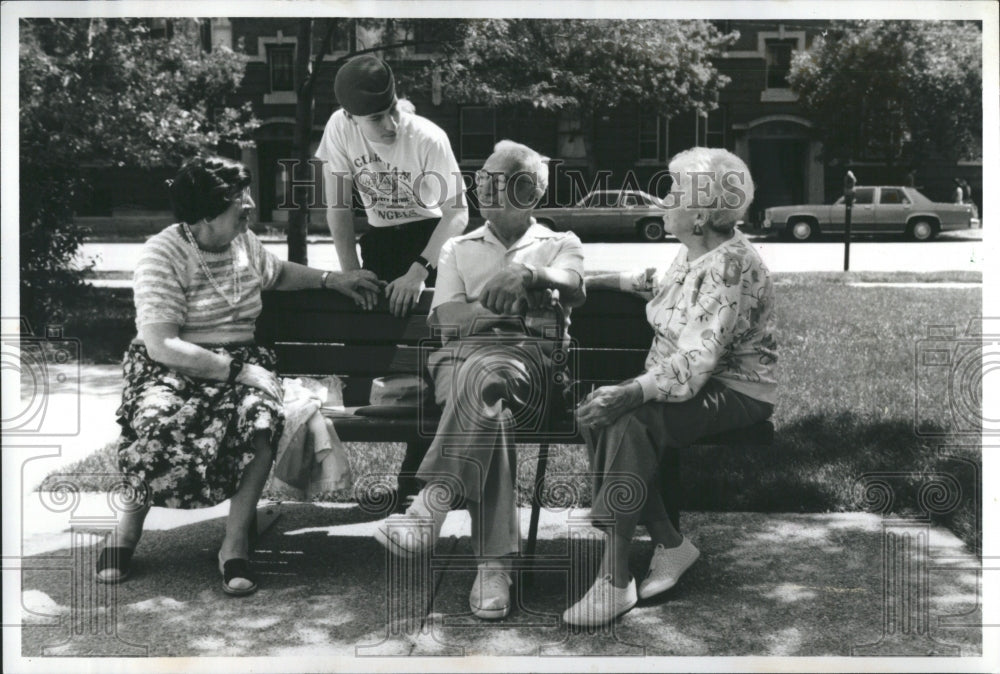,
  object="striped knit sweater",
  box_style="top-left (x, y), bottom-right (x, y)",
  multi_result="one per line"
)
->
top-left (133, 224), bottom-right (282, 343)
